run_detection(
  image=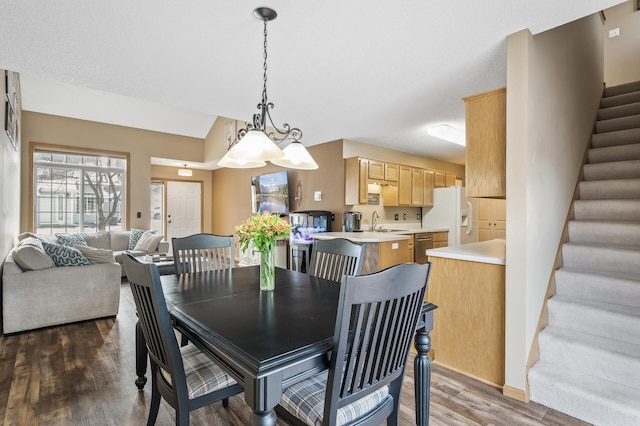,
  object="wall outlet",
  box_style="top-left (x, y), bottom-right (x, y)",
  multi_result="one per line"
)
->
top-left (417, 212), bottom-right (421, 220)
top-left (137, 212), bottom-right (141, 218)
top-left (394, 213), bottom-right (399, 221)
top-left (314, 191), bottom-right (322, 201)
top-left (403, 213), bottom-right (407, 220)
